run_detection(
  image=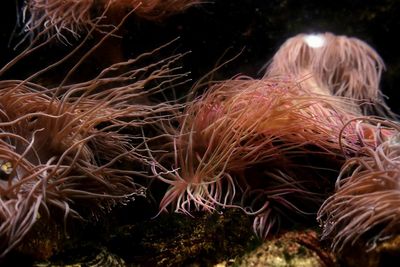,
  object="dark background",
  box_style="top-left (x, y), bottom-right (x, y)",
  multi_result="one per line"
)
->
top-left (1, 0), bottom-right (399, 113)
